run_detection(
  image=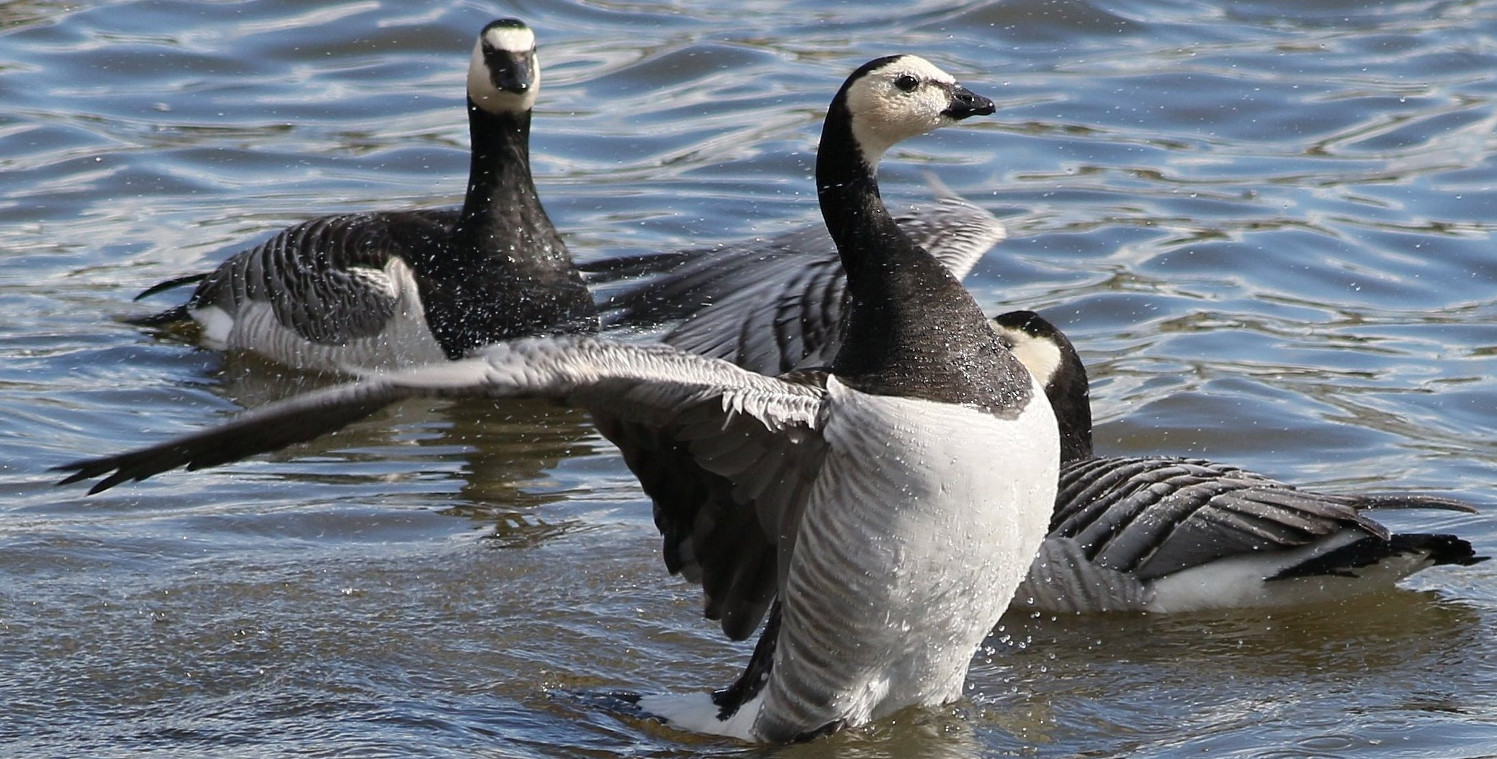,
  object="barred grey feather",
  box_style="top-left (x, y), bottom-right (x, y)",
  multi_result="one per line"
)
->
top-left (587, 192), bottom-right (1005, 375)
